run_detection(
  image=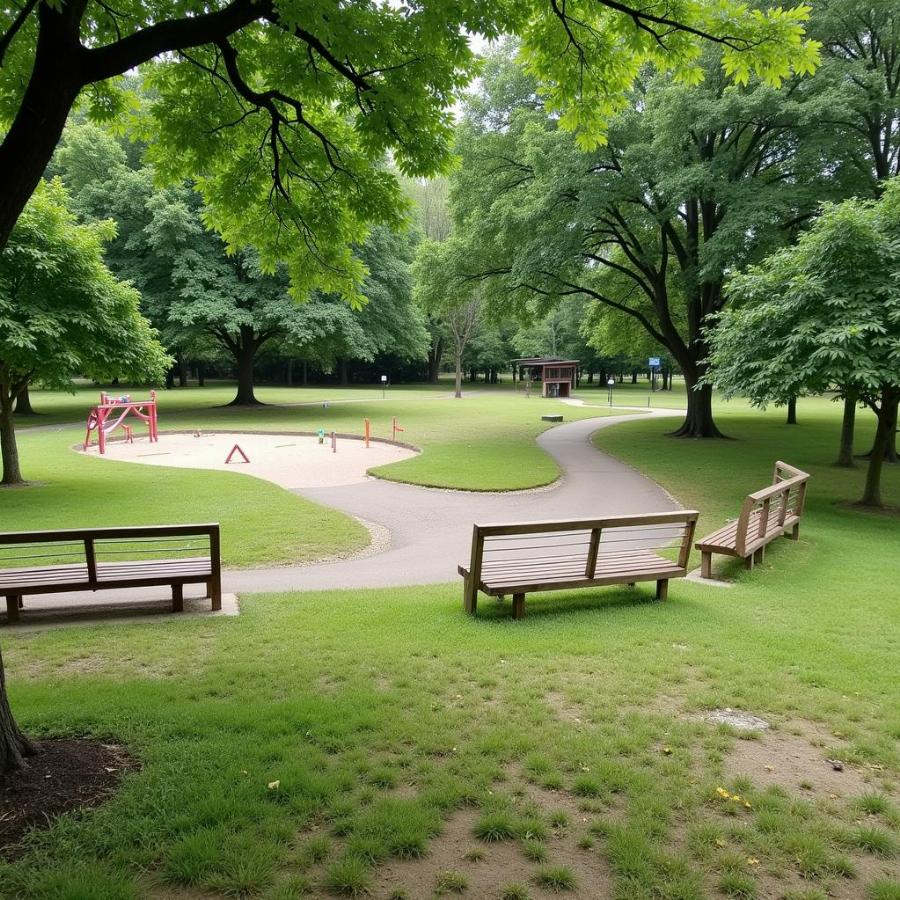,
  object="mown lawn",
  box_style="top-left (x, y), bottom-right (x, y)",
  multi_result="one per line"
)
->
top-left (2, 385), bottom-right (619, 569)
top-left (1, 398), bottom-right (897, 899)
